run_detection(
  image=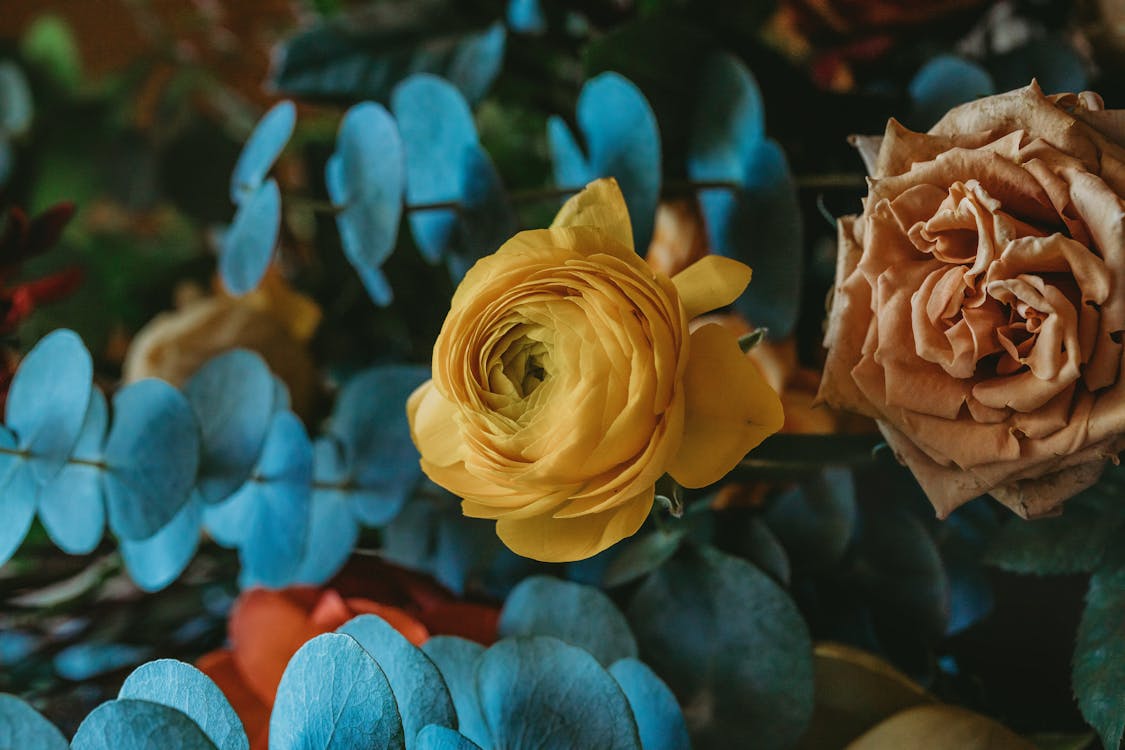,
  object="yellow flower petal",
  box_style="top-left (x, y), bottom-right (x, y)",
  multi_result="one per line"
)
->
top-left (667, 323), bottom-right (784, 488)
top-left (406, 381), bottom-right (464, 467)
top-left (494, 488), bottom-right (654, 562)
top-left (672, 255), bottom-right (753, 320)
top-left (550, 177), bottom-right (634, 251)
